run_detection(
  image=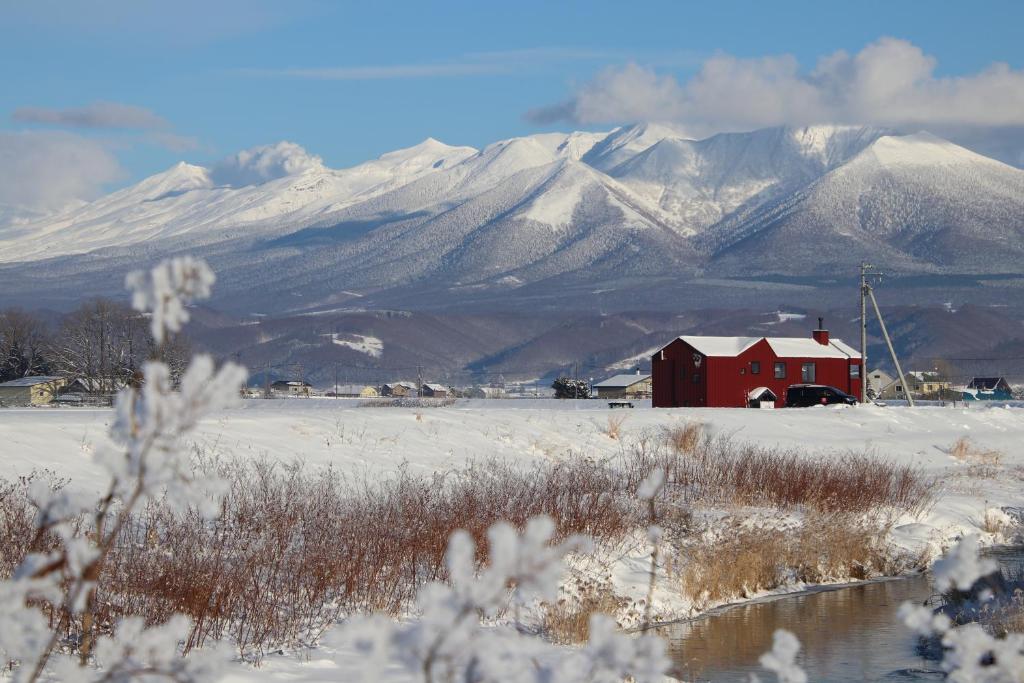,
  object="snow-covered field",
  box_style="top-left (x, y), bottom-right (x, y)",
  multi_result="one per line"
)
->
top-left (2, 399), bottom-right (1022, 682)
